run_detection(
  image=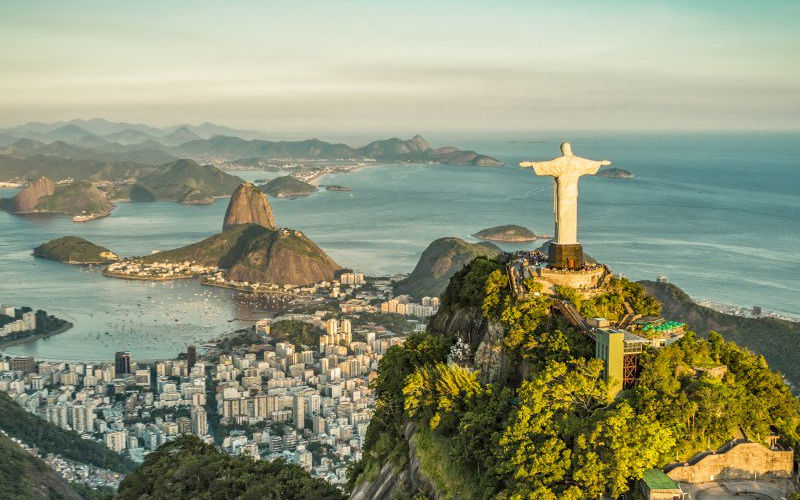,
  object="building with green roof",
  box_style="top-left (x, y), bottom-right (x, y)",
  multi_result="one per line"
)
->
top-left (637, 468), bottom-right (683, 500)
